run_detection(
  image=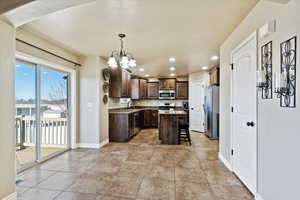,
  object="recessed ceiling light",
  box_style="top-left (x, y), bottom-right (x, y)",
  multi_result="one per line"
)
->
top-left (170, 67), bottom-right (175, 71)
top-left (170, 73), bottom-right (175, 76)
top-left (169, 57), bottom-right (176, 62)
top-left (145, 74), bottom-right (149, 77)
top-left (139, 68), bottom-right (144, 72)
top-left (211, 56), bottom-right (219, 60)
top-left (202, 66), bottom-right (208, 70)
